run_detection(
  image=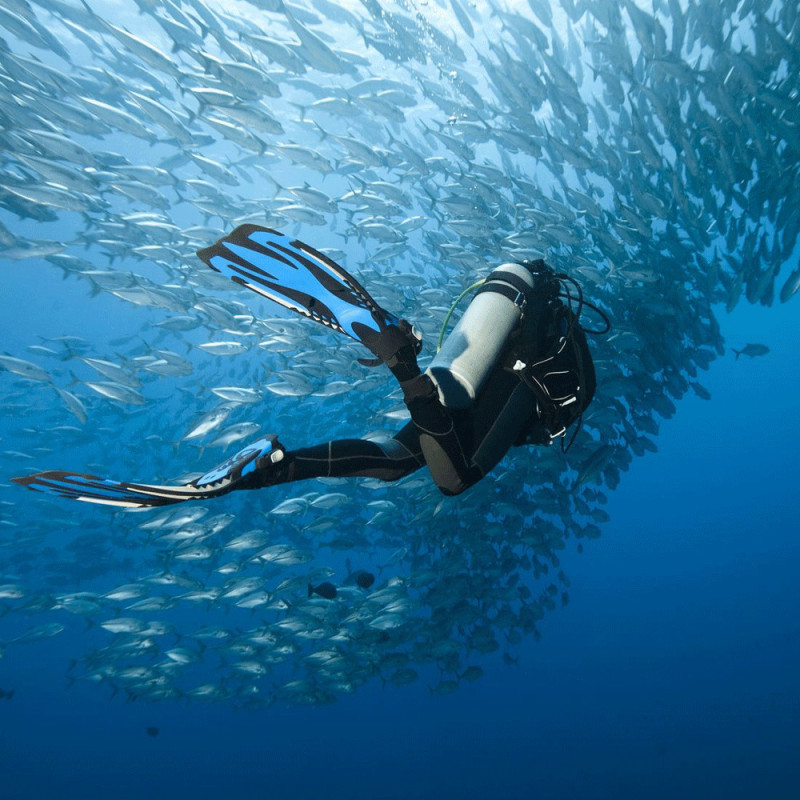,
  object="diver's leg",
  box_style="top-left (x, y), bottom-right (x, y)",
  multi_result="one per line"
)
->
top-left (355, 321), bottom-right (422, 378)
top-left (358, 325), bottom-right (482, 493)
top-left (338, 312), bottom-right (478, 491)
top-left (11, 427), bottom-right (426, 509)
top-left (357, 321), bottom-right (483, 495)
top-left (207, 423), bottom-right (425, 491)
top-left (276, 423), bottom-right (424, 484)
top-left (398, 372), bottom-right (480, 496)
top-left (397, 365), bottom-right (539, 496)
